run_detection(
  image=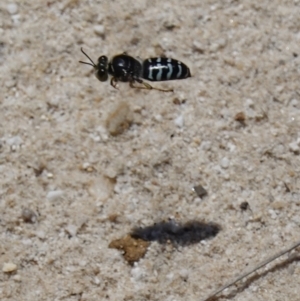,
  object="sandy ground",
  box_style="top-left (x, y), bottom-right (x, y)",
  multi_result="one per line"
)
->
top-left (1, 1), bottom-right (300, 300)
